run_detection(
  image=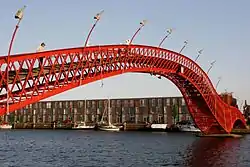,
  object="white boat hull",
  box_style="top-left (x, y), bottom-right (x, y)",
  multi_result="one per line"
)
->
top-left (99, 126), bottom-right (120, 131)
top-left (150, 124), bottom-right (167, 131)
top-left (179, 125), bottom-right (201, 132)
top-left (72, 125), bottom-right (95, 130)
top-left (0, 125), bottom-right (12, 129)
